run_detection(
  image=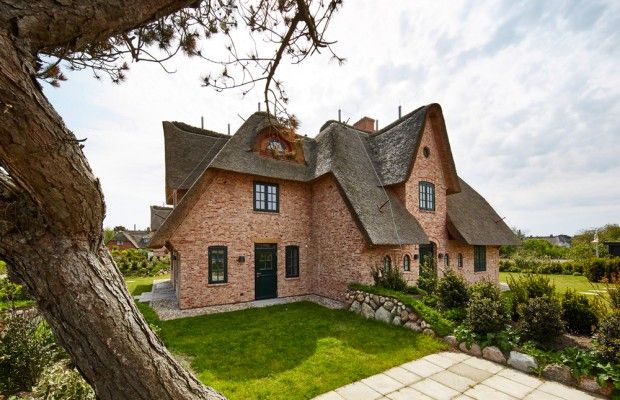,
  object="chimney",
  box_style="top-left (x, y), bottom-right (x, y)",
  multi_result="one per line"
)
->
top-left (352, 116), bottom-right (376, 133)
